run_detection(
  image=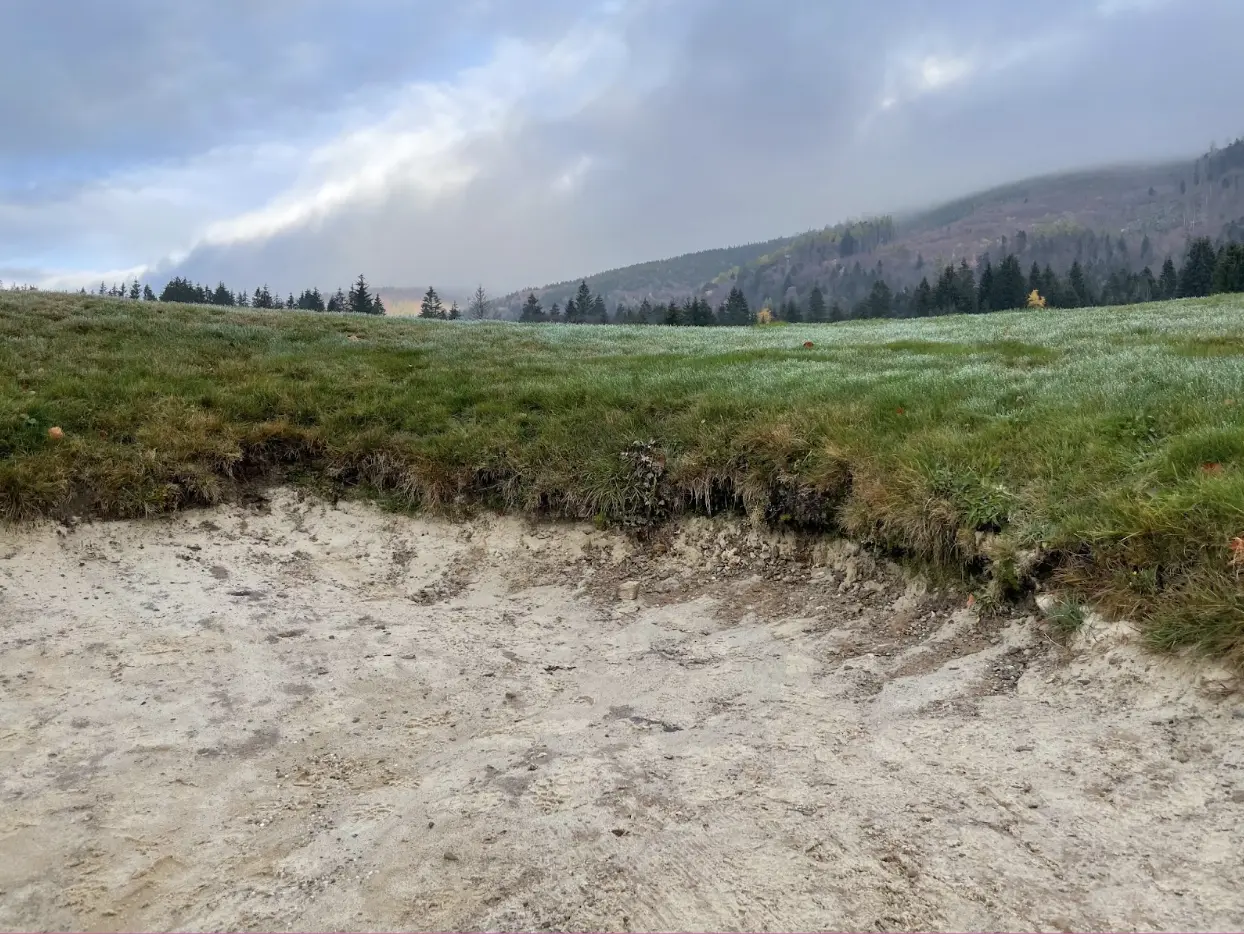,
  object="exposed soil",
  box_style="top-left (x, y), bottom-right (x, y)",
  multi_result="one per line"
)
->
top-left (1, 490), bottom-right (1242, 932)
